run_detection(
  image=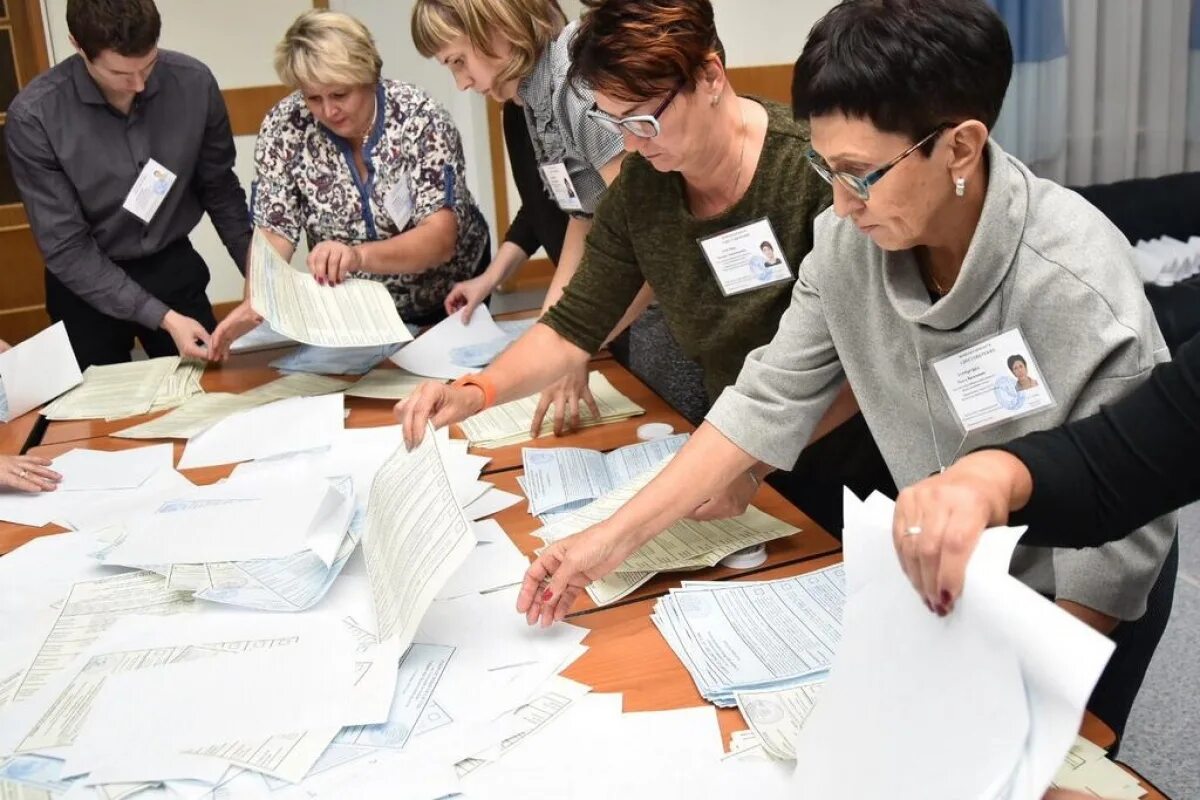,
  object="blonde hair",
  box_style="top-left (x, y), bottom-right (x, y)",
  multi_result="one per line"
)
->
top-left (411, 0), bottom-right (566, 86)
top-left (275, 10), bottom-right (383, 89)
